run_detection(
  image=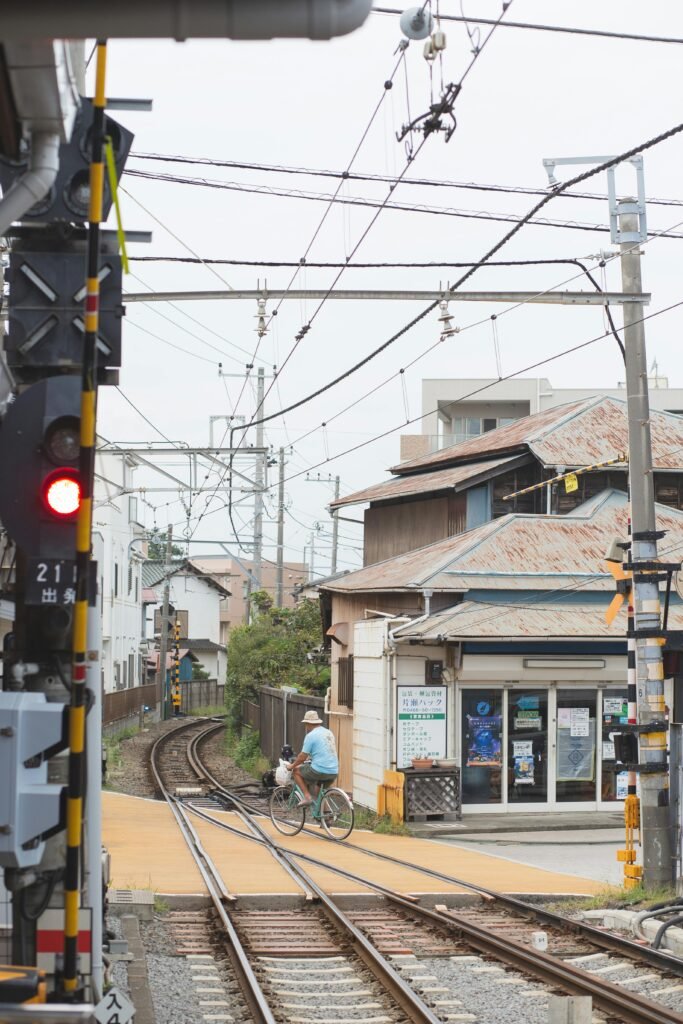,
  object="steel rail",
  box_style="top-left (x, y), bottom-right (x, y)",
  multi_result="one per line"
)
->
top-left (152, 720), bottom-right (441, 1024)
top-left (188, 739), bottom-right (683, 990)
top-left (220, 782), bottom-right (683, 978)
top-left (189, 799), bottom-right (683, 1024)
top-left (149, 721), bottom-right (277, 1024)
top-left (196, 803), bottom-right (442, 1024)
